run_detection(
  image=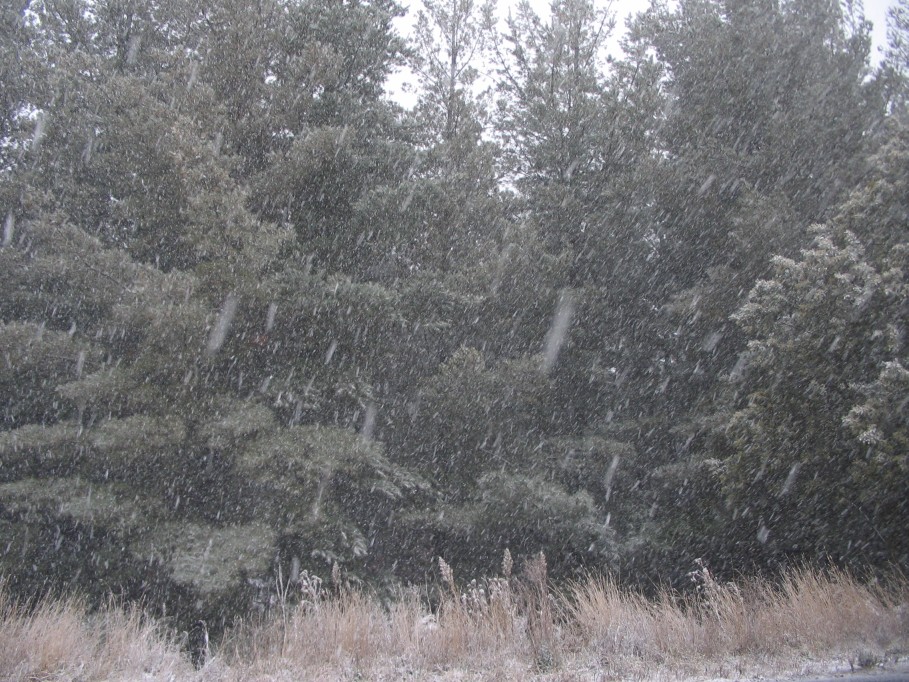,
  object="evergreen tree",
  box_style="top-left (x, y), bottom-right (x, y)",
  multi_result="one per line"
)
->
top-left (617, 0), bottom-right (883, 467)
top-left (0, 0), bottom-right (426, 626)
top-left (412, 0), bottom-right (493, 148)
top-left (0, 0), bottom-right (905, 618)
top-left (884, 0), bottom-right (909, 110)
top-left (719, 117), bottom-right (909, 569)
top-left (489, 0), bottom-right (613, 256)
top-left (249, 0), bottom-right (413, 275)
top-left (337, 0), bottom-right (504, 281)
top-left (0, 1), bottom-right (41, 171)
